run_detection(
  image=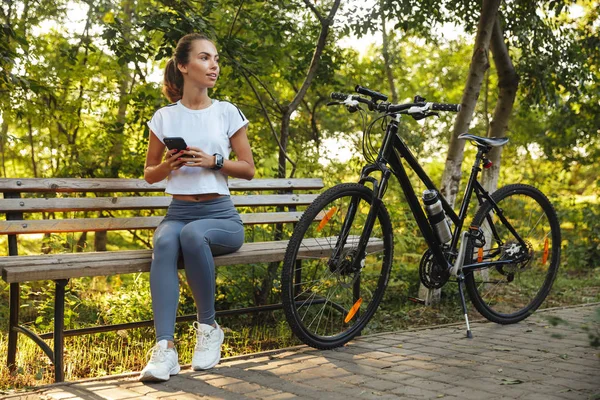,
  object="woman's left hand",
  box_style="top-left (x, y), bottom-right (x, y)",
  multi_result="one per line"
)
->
top-left (179, 146), bottom-right (216, 169)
